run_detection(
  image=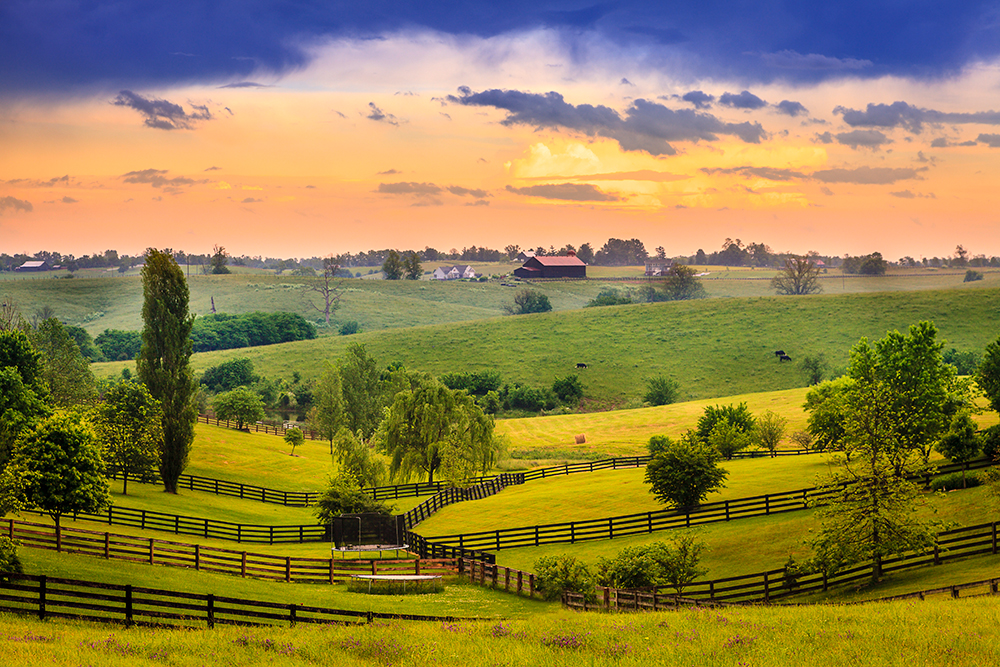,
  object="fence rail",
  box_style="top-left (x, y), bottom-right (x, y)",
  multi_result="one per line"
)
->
top-left (0, 573), bottom-right (476, 629)
top-left (560, 520), bottom-right (1000, 611)
top-left (414, 458), bottom-right (995, 552)
top-left (4, 519), bottom-right (457, 585)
